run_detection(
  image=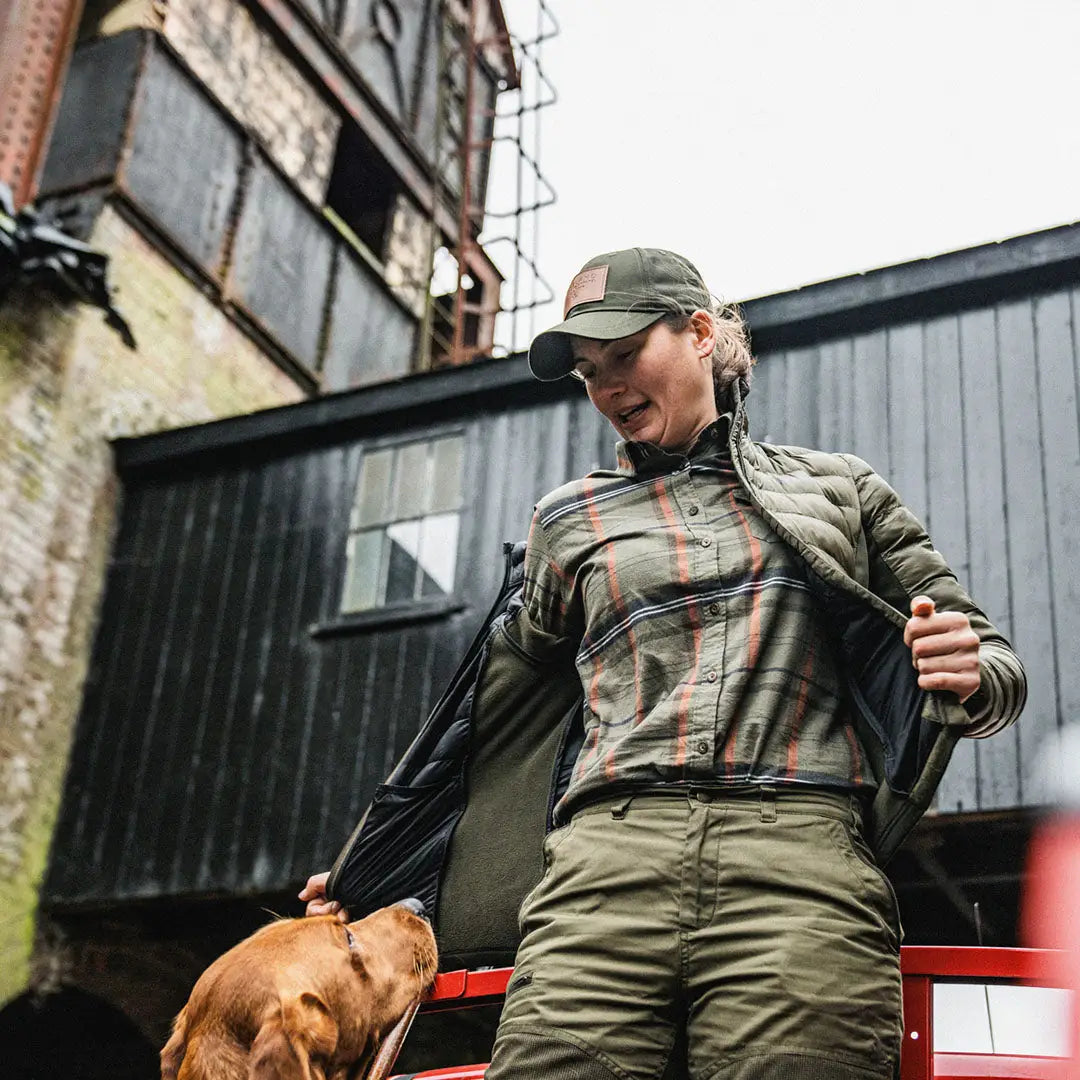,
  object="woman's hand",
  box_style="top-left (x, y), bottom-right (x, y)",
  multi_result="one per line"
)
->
top-left (298, 871), bottom-right (349, 922)
top-left (903, 595), bottom-right (981, 703)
